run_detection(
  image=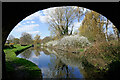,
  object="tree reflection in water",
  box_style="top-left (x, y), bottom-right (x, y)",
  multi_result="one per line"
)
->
top-left (44, 55), bottom-right (75, 78)
top-left (17, 46), bottom-right (119, 79)
top-left (34, 46), bottom-right (41, 56)
top-left (20, 47), bottom-right (32, 59)
top-left (44, 48), bottom-right (83, 78)
top-left (17, 47), bottom-right (86, 78)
